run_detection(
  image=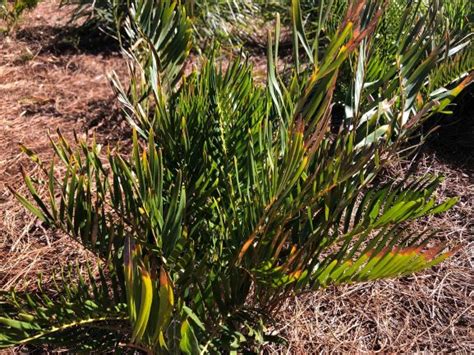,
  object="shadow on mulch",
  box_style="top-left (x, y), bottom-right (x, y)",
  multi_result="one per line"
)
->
top-left (15, 23), bottom-right (120, 56)
top-left (70, 97), bottom-right (131, 143)
top-left (21, 99), bottom-right (60, 117)
top-left (423, 86), bottom-right (474, 172)
top-left (19, 97), bottom-right (131, 143)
